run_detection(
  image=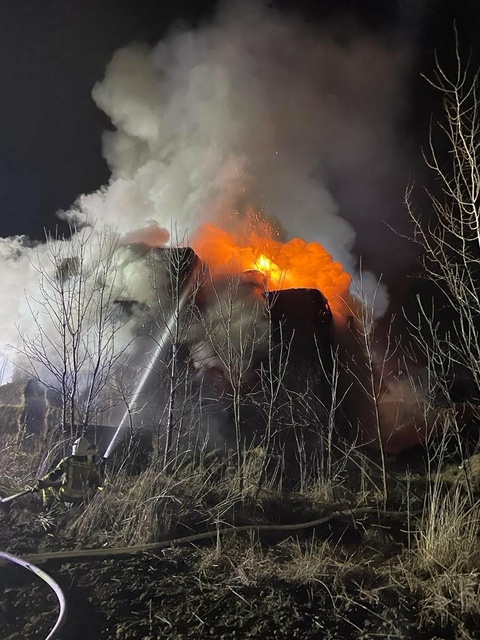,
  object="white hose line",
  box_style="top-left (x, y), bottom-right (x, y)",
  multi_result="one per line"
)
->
top-left (0, 550), bottom-right (67, 640)
top-left (17, 506), bottom-right (423, 565)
